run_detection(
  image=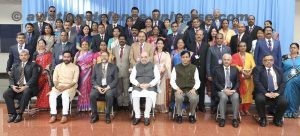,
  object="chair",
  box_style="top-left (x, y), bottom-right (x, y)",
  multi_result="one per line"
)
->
top-left (252, 103), bottom-right (285, 124)
top-left (96, 96), bottom-right (115, 119)
top-left (24, 96), bottom-right (39, 117)
top-left (215, 99), bottom-right (242, 122)
top-left (69, 90), bottom-right (81, 116)
top-left (170, 96), bottom-right (197, 120)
